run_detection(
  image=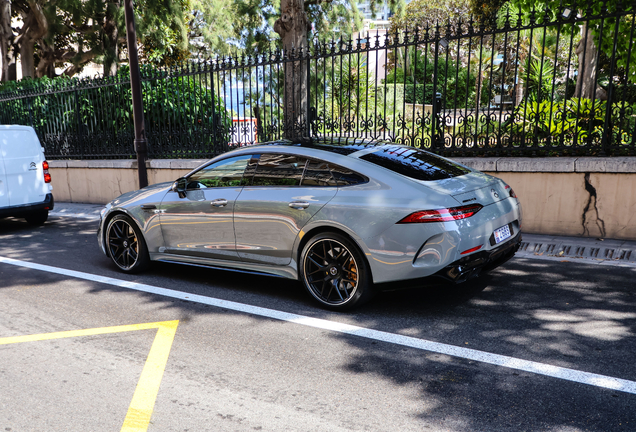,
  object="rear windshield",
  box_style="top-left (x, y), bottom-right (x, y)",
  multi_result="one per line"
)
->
top-left (359, 146), bottom-right (471, 181)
